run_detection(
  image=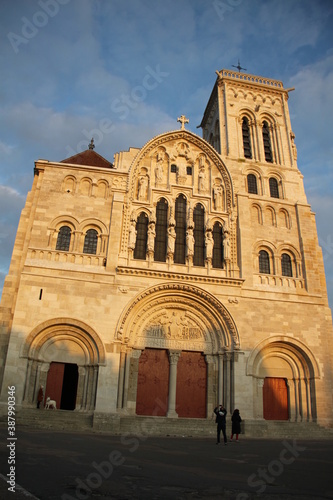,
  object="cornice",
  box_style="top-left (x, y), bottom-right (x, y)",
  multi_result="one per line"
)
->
top-left (116, 265), bottom-right (244, 287)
